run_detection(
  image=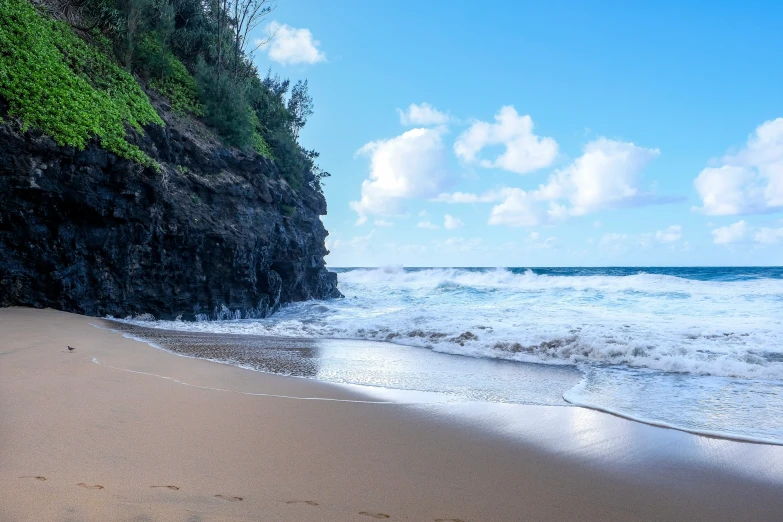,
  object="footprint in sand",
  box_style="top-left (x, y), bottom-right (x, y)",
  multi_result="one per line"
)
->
top-left (19, 476), bottom-right (47, 481)
top-left (151, 485), bottom-right (180, 490)
top-left (286, 500), bottom-right (319, 506)
top-left (359, 512), bottom-right (390, 519)
top-left (77, 483), bottom-right (104, 490)
top-left (214, 494), bottom-right (243, 502)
